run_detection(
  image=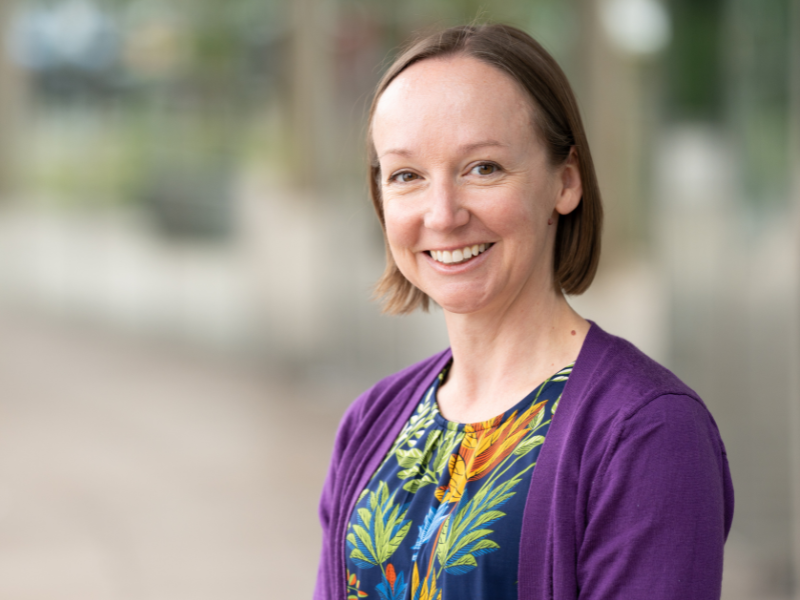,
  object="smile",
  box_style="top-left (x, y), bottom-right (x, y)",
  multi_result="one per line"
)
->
top-left (428, 243), bottom-right (492, 265)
